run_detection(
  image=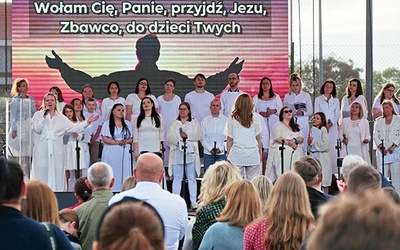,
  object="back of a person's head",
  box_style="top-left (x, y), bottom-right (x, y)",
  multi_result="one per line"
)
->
top-left (22, 180), bottom-right (61, 226)
top-left (294, 156), bottom-right (322, 185)
top-left (308, 191), bottom-right (400, 250)
top-left (134, 153), bottom-right (163, 183)
top-left (218, 180), bottom-right (262, 228)
top-left (74, 177), bottom-right (91, 202)
top-left (264, 171), bottom-right (314, 250)
top-left (251, 175), bottom-right (273, 209)
top-left (347, 164), bottom-right (381, 195)
top-left (0, 157), bottom-right (23, 204)
top-left (95, 197), bottom-right (164, 250)
top-left (198, 161), bottom-right (242, 209)
top-left (59, 208), bottom-right (79, 232)
top-left (88, 162), bottom-right (114, 188)
top-left (341, 154), bottom-right (367, 182)
top-left (121, 176), bottom-right (137, 192)
top-left (383, 186), bottom-right (400, 205)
